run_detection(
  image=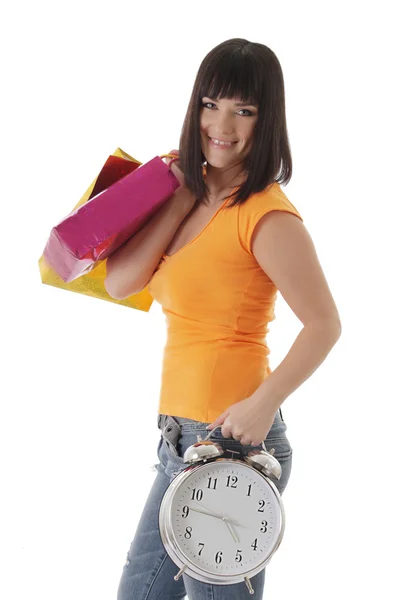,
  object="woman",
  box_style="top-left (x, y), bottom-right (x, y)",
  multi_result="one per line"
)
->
top-left (106, 38), bottom-right (341, 600)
